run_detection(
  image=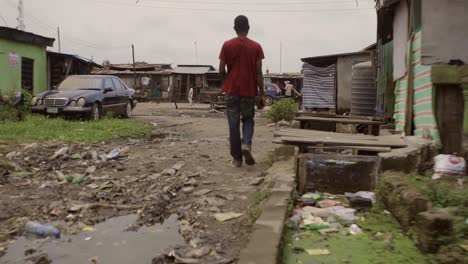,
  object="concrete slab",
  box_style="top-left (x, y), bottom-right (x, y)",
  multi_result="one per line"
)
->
top-left (238, 159), bottom-right (296, 264)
